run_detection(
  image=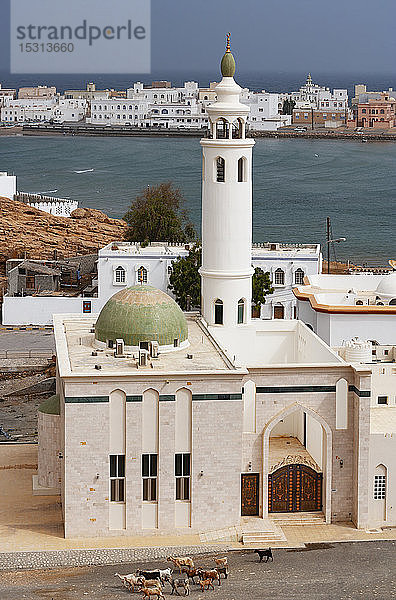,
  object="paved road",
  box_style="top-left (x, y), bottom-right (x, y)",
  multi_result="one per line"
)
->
top-left (0, 542), bottom-right (395, 599)
top-left (0, 330), bottom-right (55, 352)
